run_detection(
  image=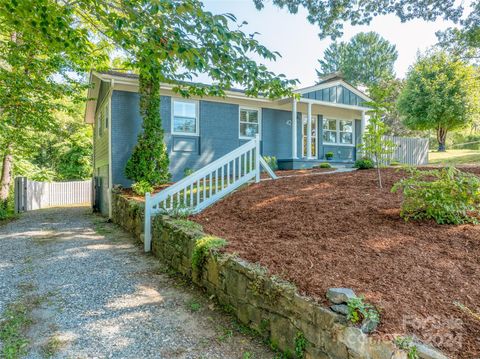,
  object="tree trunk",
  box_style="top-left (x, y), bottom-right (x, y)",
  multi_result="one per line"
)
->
top-left (0, 145), bottom-right (13, 206)
top-left (374, 153), bottom-right (383, 189)
top-left (437, 127), bottom-right (448, 152)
